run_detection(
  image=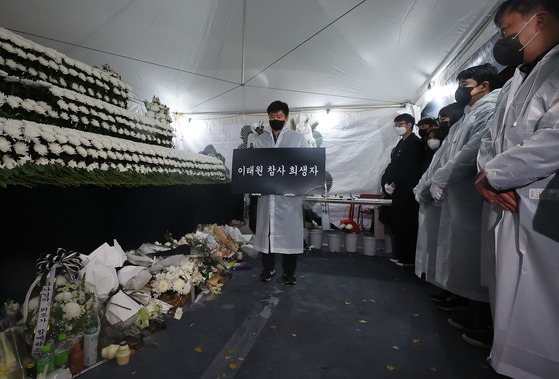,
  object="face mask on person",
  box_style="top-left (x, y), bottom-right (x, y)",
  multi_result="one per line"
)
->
top-left (395, 126), bottom-right (407, 136)
top-left (438, 120), bottom-right (450, 129)
top-left (455, 85), bottom-right (477, 105)
top-left (269, 120), bottom-right (285, 131)
top-left (493, 13), bottom-right (540, 67)
top-left (427, 139), bottom-right (441, 151)
top-left (438, 121), bottom-right (451, 137)
top-left (418, 128), bottom-right (429, 140)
